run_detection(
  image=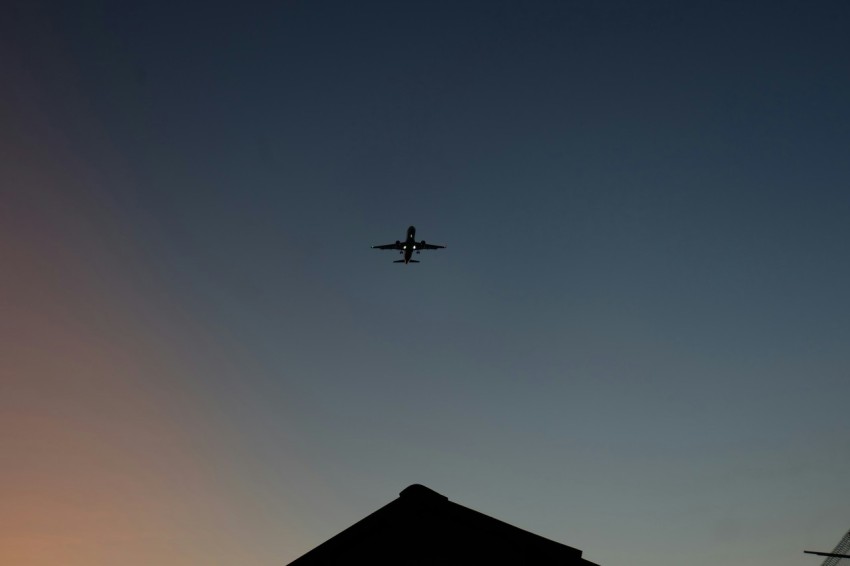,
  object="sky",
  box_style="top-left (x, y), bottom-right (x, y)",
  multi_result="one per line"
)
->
top-left (1, 1), bottom-right (849, 565)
